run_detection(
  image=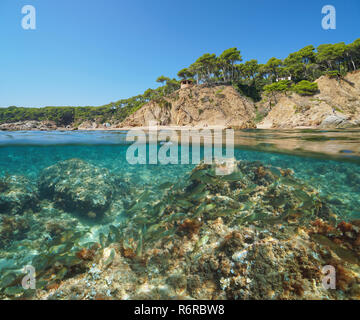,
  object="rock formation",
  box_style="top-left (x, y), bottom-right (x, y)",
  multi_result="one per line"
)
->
top-left (119, 85), bottom-right (257, 129)
top-left (258, 71), bottom-right (360, 129)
